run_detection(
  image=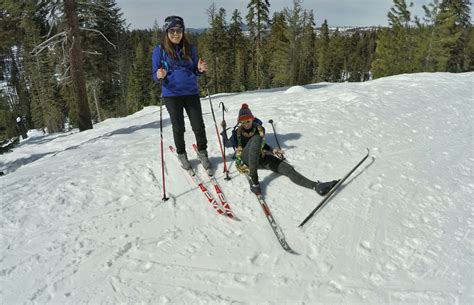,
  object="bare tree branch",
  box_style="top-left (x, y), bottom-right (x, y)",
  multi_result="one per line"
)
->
top-left (79, 27), bottom-right (117, 49)
top-left (83, 51), bottom-right (102, 55)
top-left (31, 31), bottom-right (67, 56)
